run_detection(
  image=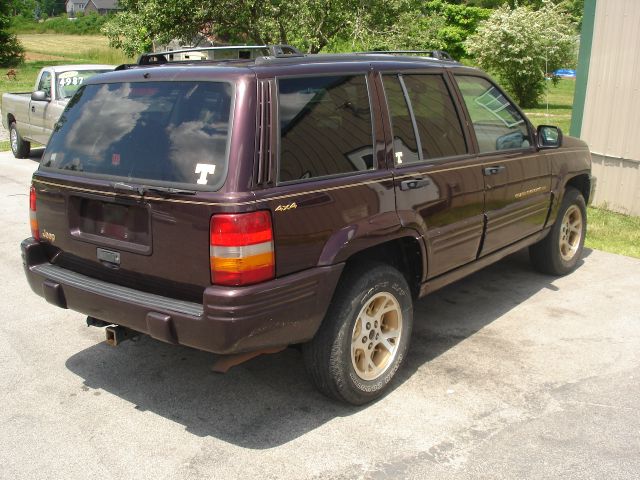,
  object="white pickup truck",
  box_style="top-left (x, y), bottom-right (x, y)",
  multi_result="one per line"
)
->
top-left (1, 65), bottom-right (114, 158)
